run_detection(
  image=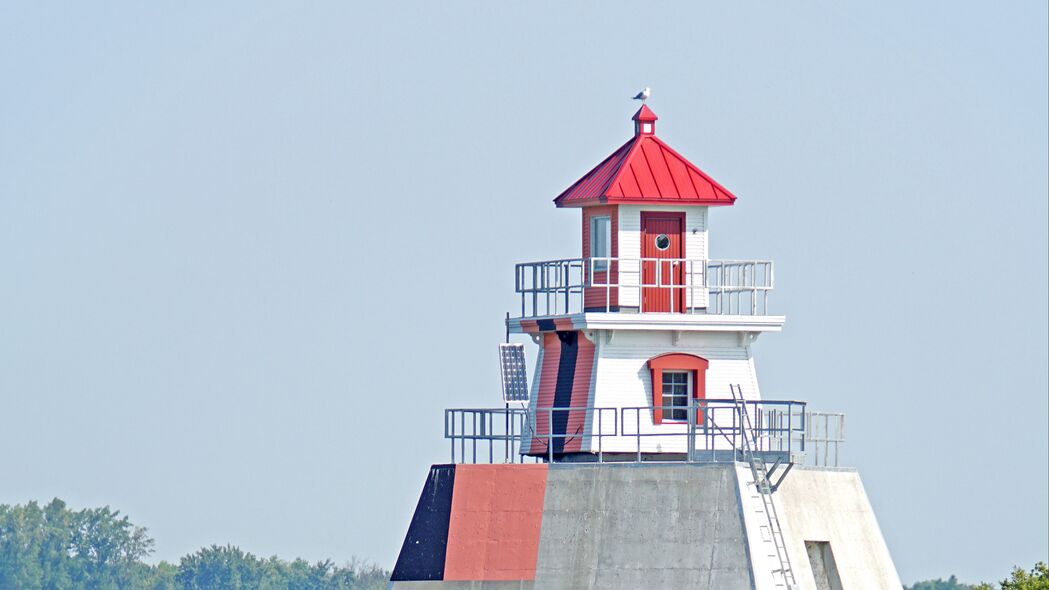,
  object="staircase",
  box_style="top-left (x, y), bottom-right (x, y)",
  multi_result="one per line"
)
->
top-left (730, 384), bottom-right (798, 589)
